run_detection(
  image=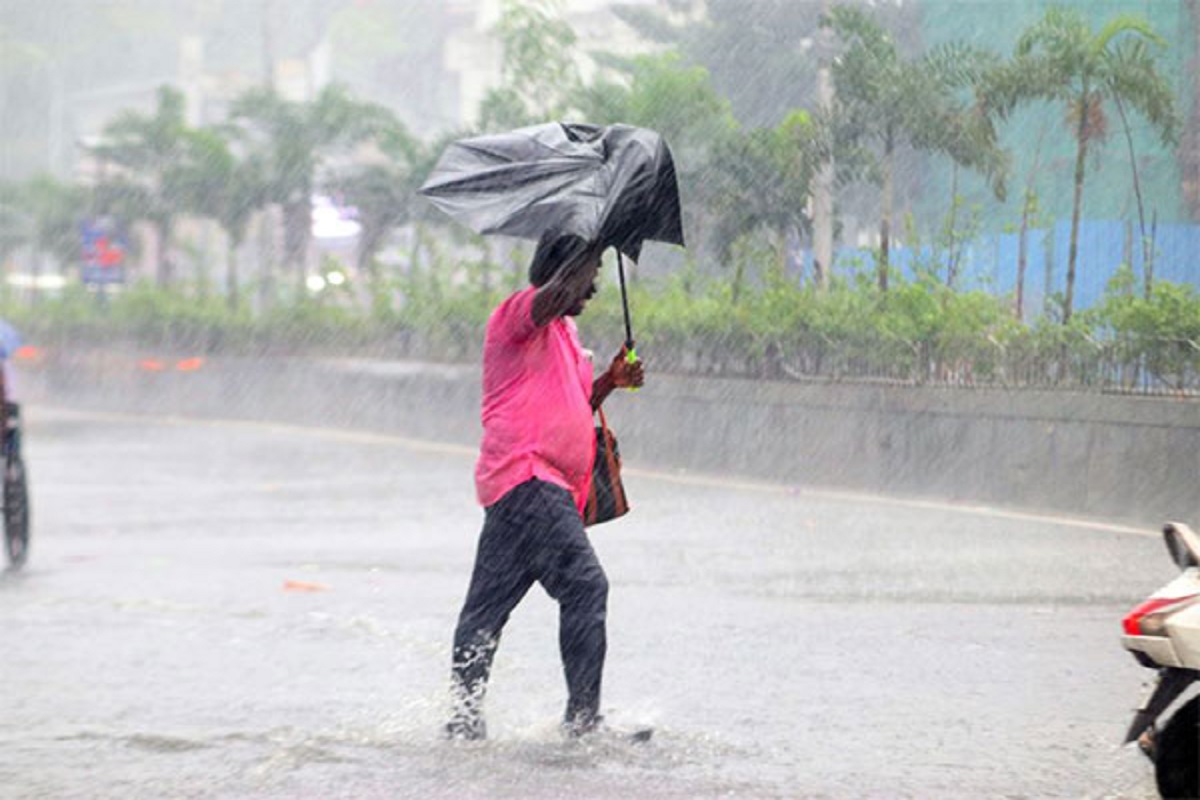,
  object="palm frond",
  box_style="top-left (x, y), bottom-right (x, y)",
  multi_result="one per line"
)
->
top-left (1016, 6), bottom-right (1087, 61)
top-left (1093, 13), bottom-right (1164, 55)
top-left (1102, 37), bottom-right (1180, 146)
top-left (978, 54), bottom-right (1070, 119)
top-left (922, 42), bottom-right (1001, 91)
